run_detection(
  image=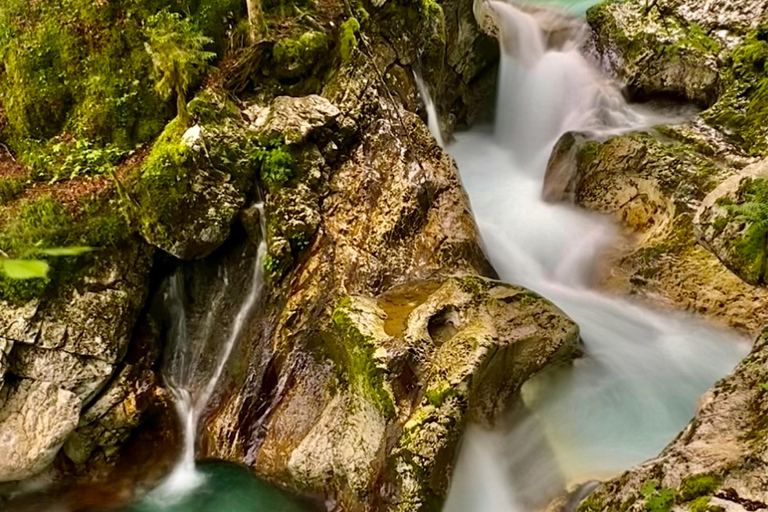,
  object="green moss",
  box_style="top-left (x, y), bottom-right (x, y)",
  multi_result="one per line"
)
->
top-left (688, 497), bottom-right (724, 512)
top-left (0, 193), bottom-right (130, 303)
top-left (704, 28), bottom-right (768, 156)
top-left (678, 475), bottom-right (719, 502)
top-left (339, 18), bottom-right (361, 62)
top-left (272, 31), bottom-right (329, 79)
top-left (578, 492), bottom-right (605, 512)
top-left (0, 176), bottom-right (25, 203)
top-left (329, 297), bottom-right (396, 418)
